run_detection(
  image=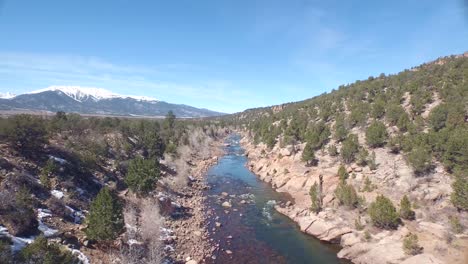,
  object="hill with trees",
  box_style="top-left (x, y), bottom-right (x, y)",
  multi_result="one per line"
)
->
top-left (220, 53), bottom-right (468, 263)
